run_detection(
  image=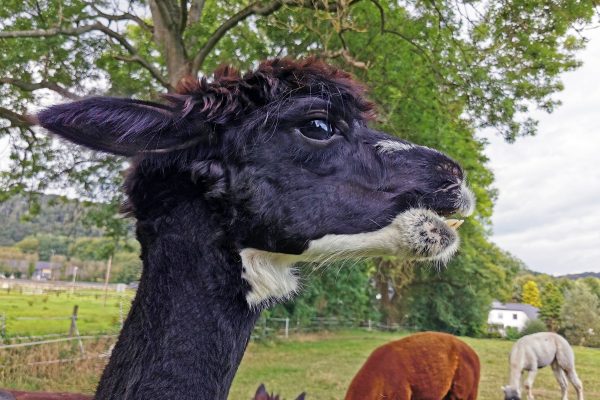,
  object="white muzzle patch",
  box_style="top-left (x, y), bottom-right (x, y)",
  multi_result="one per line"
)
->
top-left (241, 207), bottom-right (467, 307)
top-left (375, 140), bottom-right (415, 153)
